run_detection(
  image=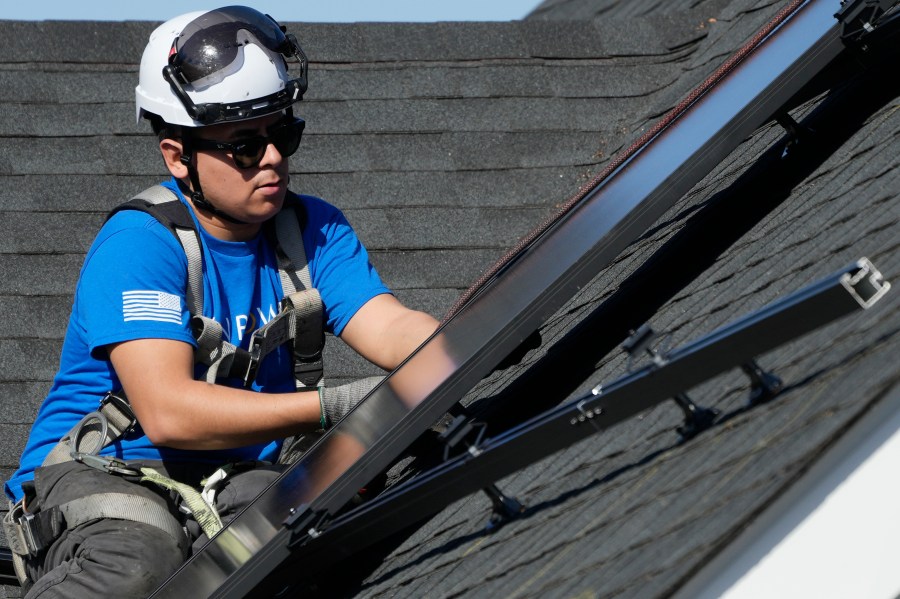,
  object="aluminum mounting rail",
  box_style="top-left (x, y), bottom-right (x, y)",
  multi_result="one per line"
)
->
top-left (150, 1), bottom-right (876, 596)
